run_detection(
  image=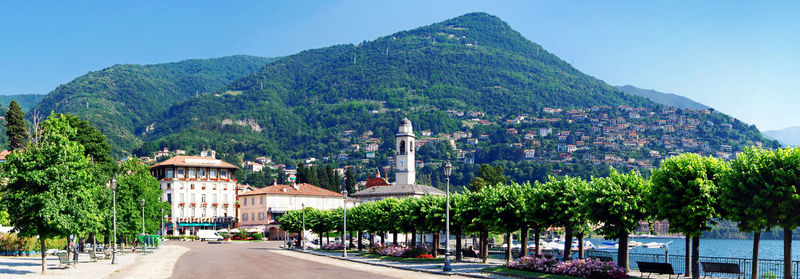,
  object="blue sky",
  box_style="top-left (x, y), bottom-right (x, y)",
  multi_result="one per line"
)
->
top-left (1, 1), bottom-right (798, 130)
